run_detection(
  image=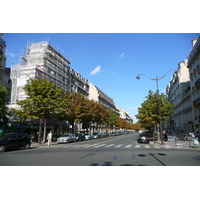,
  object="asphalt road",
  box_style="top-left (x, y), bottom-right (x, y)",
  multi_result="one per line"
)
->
top-left (1, 132), bottom-right (200, 166)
